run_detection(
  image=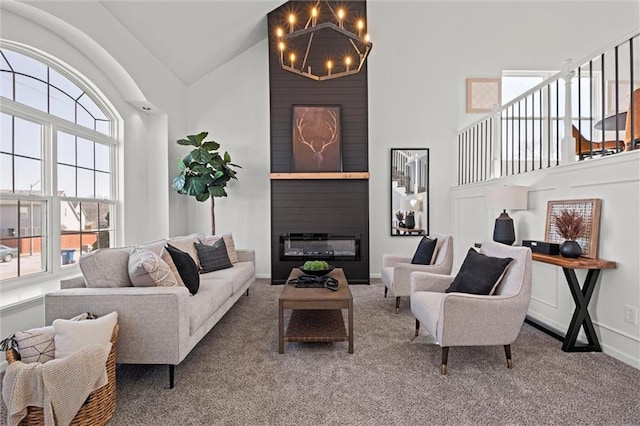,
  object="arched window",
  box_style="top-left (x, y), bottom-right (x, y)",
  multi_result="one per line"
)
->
top-left (0, 44), bottom-right (118, 282)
